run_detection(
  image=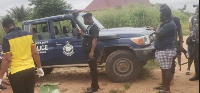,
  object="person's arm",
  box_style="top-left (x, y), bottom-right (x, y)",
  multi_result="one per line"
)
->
top-left (155, 22), bottom-right (164, 37)
top-left (89, 38), bottom-right (98, 58)
top-left (0, 38), bottom-right (11, 84)
top-left (0, 53), bottom-right (11, 79)
top-left (78, 29), bottom-right (85, 37)
top-left (89, 26), bottom-right (99, 58)
top-left (31, 37), bottom-right (44, 77)
top-left (176, 18), bottom-right (183, 48)
top-left (189, 17), bottom-right (193, 32)
top-left (31, 44), bottom-right (41, 68)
